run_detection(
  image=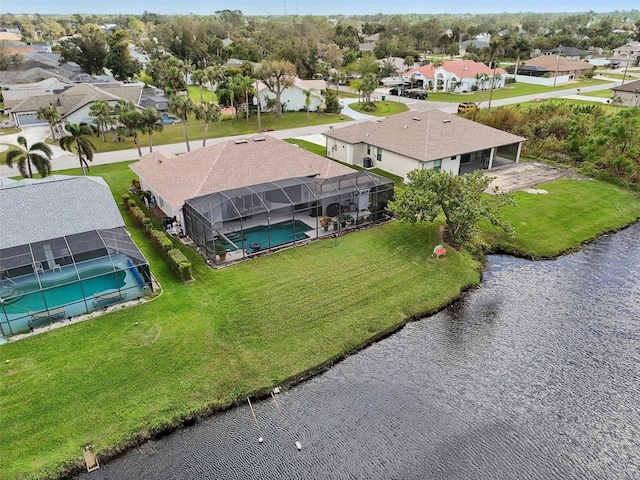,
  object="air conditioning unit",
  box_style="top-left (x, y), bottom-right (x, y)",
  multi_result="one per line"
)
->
top-left (363, 156), bottom-right (373, 168)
